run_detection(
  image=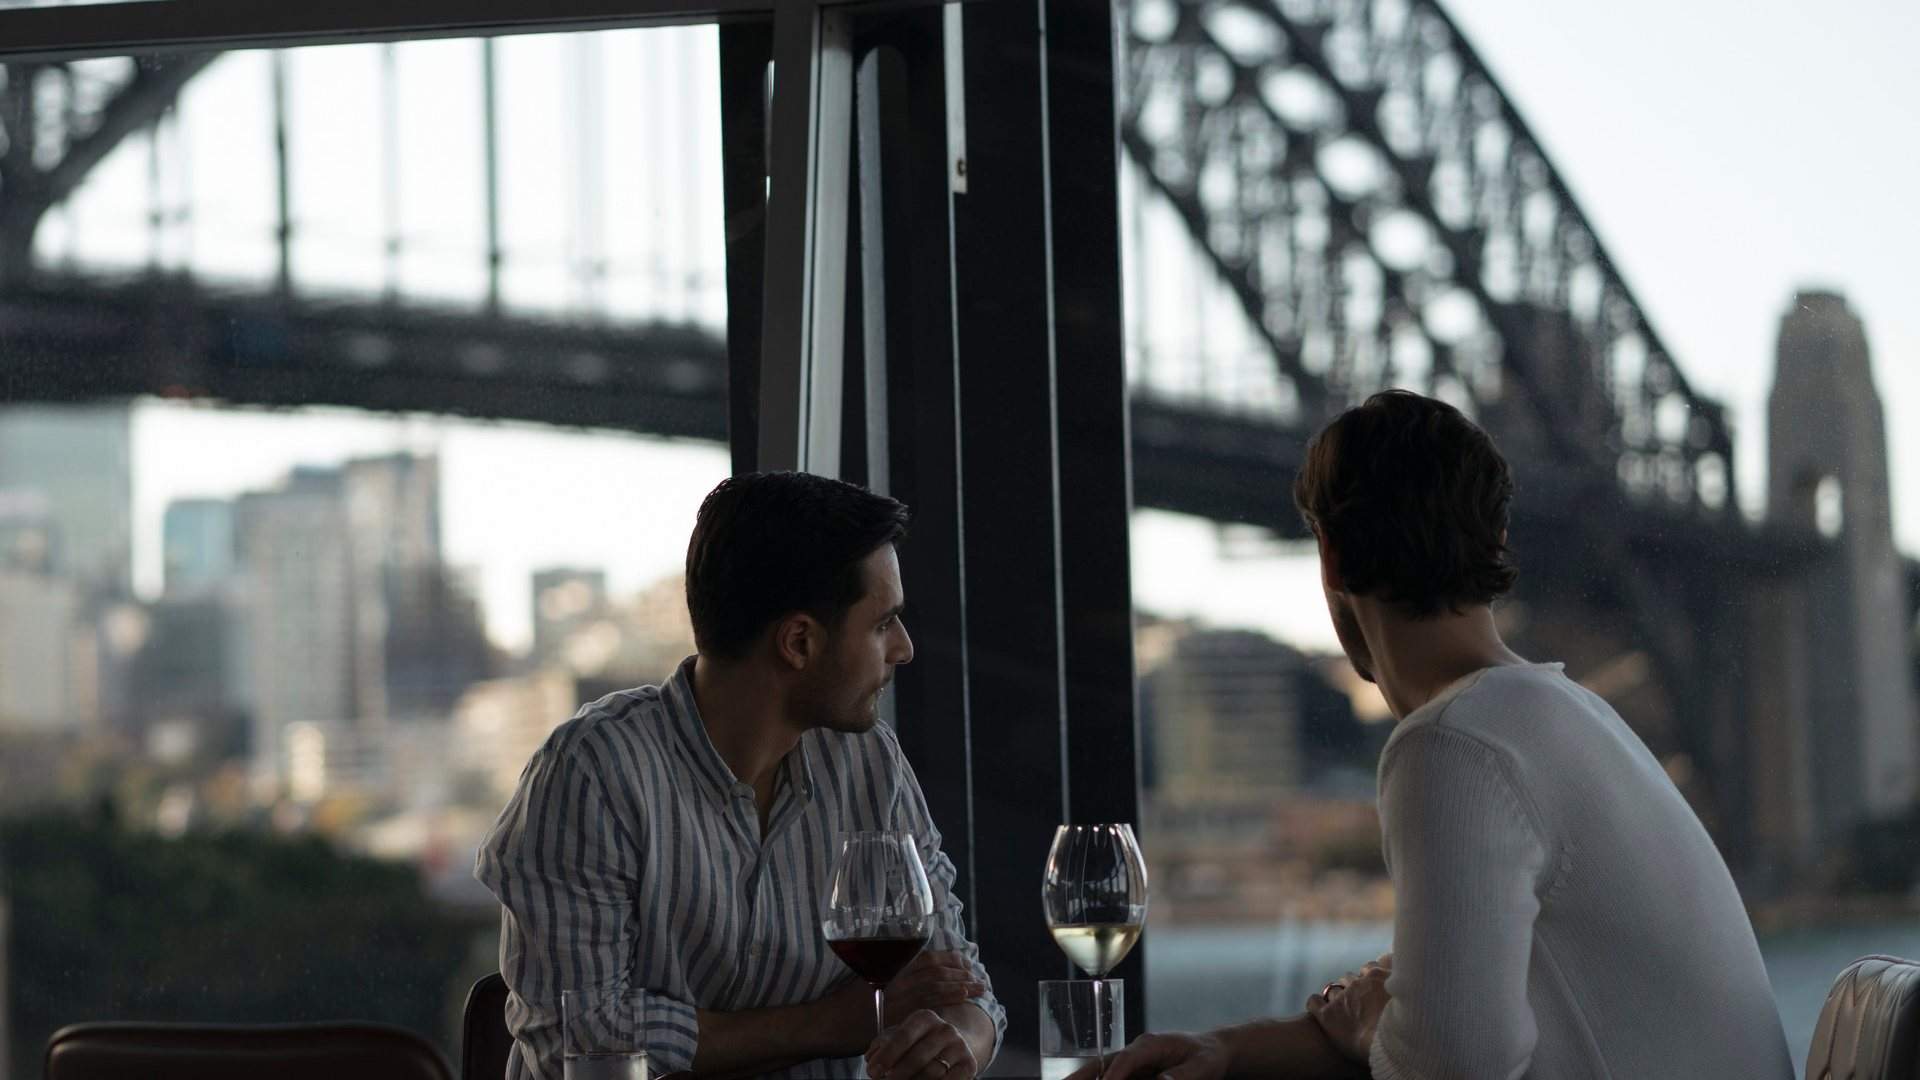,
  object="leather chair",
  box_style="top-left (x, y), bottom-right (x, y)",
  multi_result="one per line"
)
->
top-left (44, 1021), bottom-right (454, 1080)
top-left (462, 972), bottom-right (514, 1080)
top-left (1807, 954), bottom-right (1920, 1079)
